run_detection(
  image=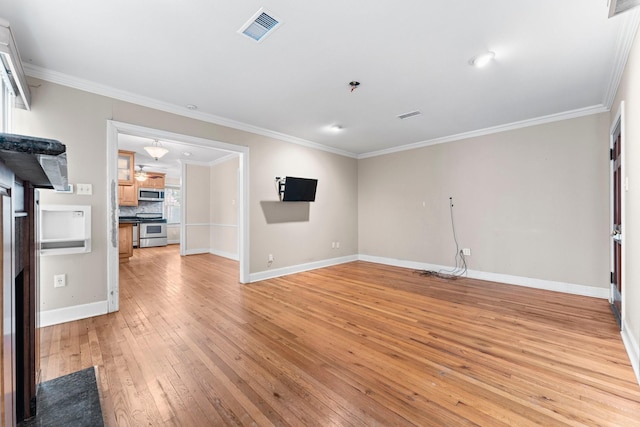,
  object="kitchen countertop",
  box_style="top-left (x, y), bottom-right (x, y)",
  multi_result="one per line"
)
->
top-left (119, 216), bottom-right (167, 224)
